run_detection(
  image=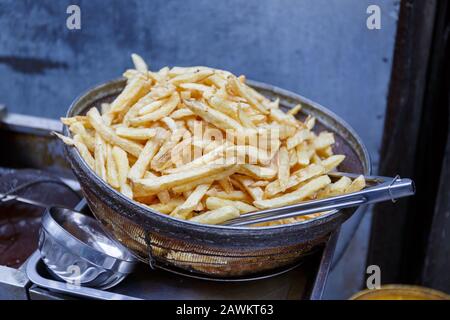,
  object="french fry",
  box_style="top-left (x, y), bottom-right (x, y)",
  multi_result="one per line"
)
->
top-left (227, 145), bottom-right (272, 166)
top-left (314, 132), bottom-right (335, 150)
top-left (151, 128), bottom-right (187, 171)
top-left (238, 106), bottom-right (257, 129)
top-left (171, 183), bottom-right (211, 219)
top-left (206, 190), bottom-right (249, 201)
top-left (116, 127), bottom-right (157, 140)
top-left (317, 176), bottom-right (352, 198)
top-left (168, 66), bottom-right (214, 77)
top-left (204, 73), bottom-right (227, 88)
top-left (296, 142), bottom-right (315, 166)
top-left (218, 178), bottom-right (234, 193)
top-left (179, 83), bottom-right (214, 93)
top-left (108, 74), bottom-right (151, 118)
top-left (189, 206), bottom-right (240, 225)
top-left (250, 180), bottom-right (269, 188)
top-left (143, 171), bottom-right (171, 204)
top-left (270, 107), bottom-right (298, 127)
top-left (133, 159), bottom-right (236, 195)
top-left (101, 103), bottom-right (114, 126)
top-left (163, 144), bottom-right (230, 174)
top-left (289, 148), bottom-right (298, 167)
top-left (170, 69), bottom-right (214, 85)
top-left (128, 138), bottom-right (162, 181)
top-left (112, 146), bottom-right (133, 198)
top-left (205, 197), bottom-right (257, 214)
top-left (134, 194), bottom-right (156, 205)
top-left (149, 198), bottom-right (185, 214)
top-left (318, 145), bottom-right (334, 158)
top-left (123, 69), bottom-right (140, 80)
top-left (321, 155), bottom-right (345, 172)
top-left (228, 77), bottom-right (268, 114)
top-left (304, 116), bottom-right (316, 130)
top-left (249, 114), bottom-right (267, 124)
top-left (237, 164), bottom-right (277, 180)
top-left (61, 116), bottom-right (91, 128)
top-left (203, 91), bottom-right (239, 119)
top-left (171, 166), bottom-right (239, 194)
top-left (287, 129), bottom-right (311, 150)
top-left (170, 108), bottom-right (195, 119)
top-left (184, 98), bottom-right (244, 131)
top-left (69, 122), bottom-right (95, 152)
top-left (131, 53), bottom-right (148, 73)
top-left (129, 92), bottom-right (180, 126)
top-left (233, 175), bottom-right (264, 201)
top-left (312, 153), bottom-right (322, 165)
top-left (106, 144), bottom-right (120, 189)
top-left (54, 132), bottom-right (95, 169)
top-left (94, 133), bottom-right (107, 181)
top-left (263, 122), bottom-right (296, 140)
top-left (345, 175), bottom-right (366, 193)
top-left (161, 117), bottom-right (178, 132)
top-left (157, 190), bottom-right (171, 204)
top-left (122, 83), bottom-right (175, 124)
top-left (121, 183), bottom-right (134, 199)
top-left (247, 84), bottom-right (272, 105)
top-left (87, 107), bottom-right (143, 157)
top-left (254, 175), bottom-right (331, 209)
top-left (138, 99), bottom-right (167, 116)
top-left (149, 85), bottom-right (176, 100)
top-left (265, 164), bottom-right (325, 198)
top-left (277, 146), bottom-right (290, 191)
top-left (288, 104), bottom-right (302, 116)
